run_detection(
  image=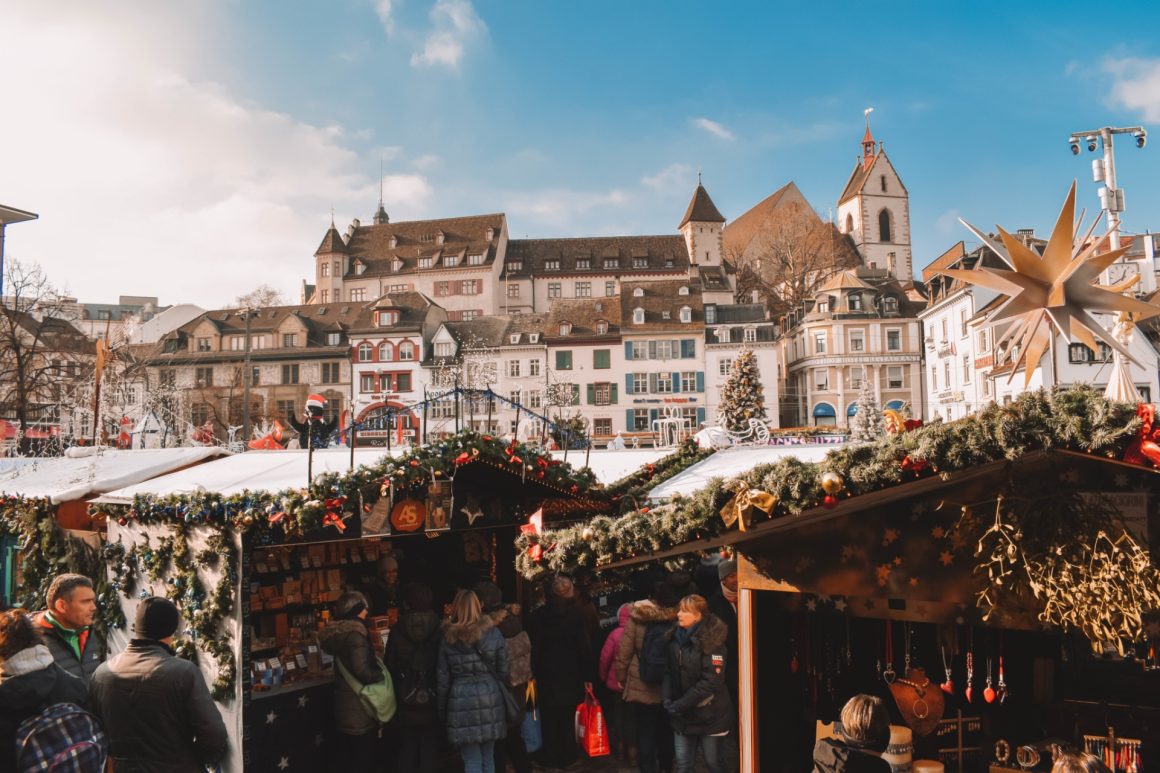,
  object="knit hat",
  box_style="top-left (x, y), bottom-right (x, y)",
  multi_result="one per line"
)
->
top-left (473, 581), bottom-right (503, 612)
top-left (134, 597), bottom-right (180, 640)
top-left (550, 575), bottom-right (574, 599)
top-left (718, 559), bottom-right (738, 581)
